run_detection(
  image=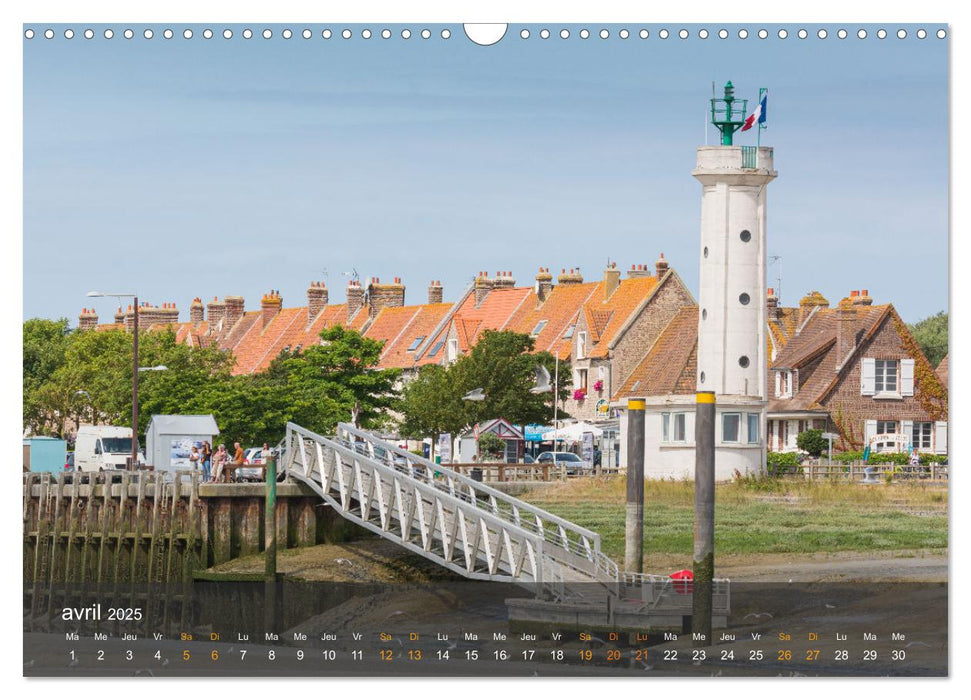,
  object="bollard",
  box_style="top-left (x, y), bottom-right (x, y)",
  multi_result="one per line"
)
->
top-left (692, 391), bottom-right (715, 647)
top-left (264, 455), bottom-right (277, 630)
top-left (625, 398), bottom-right (645, 573)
